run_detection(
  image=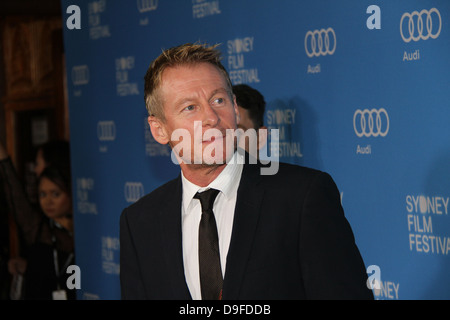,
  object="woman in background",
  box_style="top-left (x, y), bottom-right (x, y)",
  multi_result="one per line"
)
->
top-left (0, 140), bottom-right (73, 299)
top-left (22, 165), bottom-right (75, 300)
